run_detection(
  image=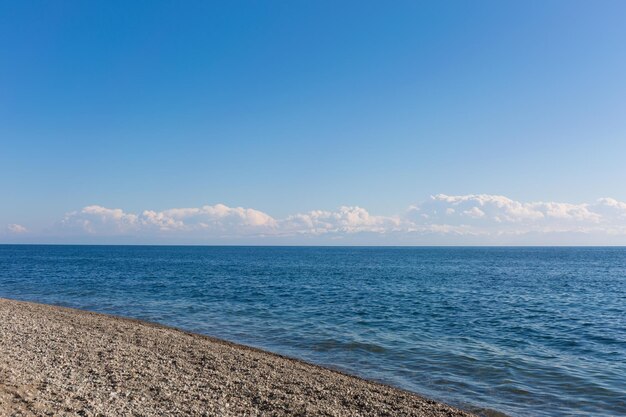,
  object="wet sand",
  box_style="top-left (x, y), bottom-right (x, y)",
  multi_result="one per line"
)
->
top-left (0, 298), bottom-right (475, 416)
